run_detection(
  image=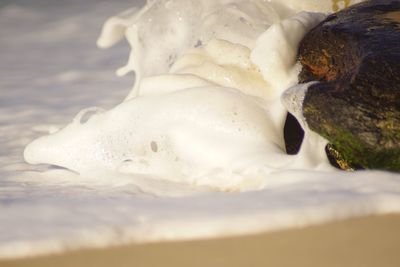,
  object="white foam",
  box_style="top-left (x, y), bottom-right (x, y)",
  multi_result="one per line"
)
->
top-left (24, 1), bottom-right (333, 191)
